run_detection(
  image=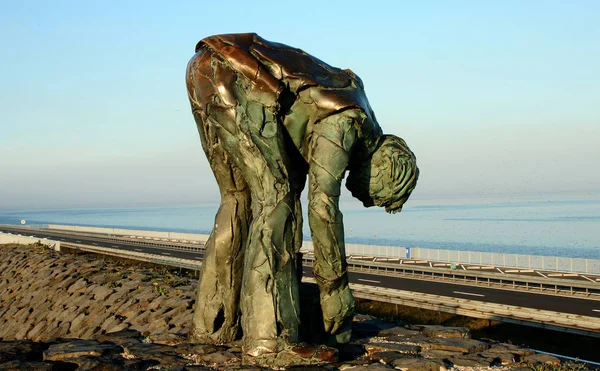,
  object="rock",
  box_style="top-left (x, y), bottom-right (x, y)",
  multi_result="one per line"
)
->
top-left (487, 343), bottom-right (535, 357)
top-left (43, 340), bottom-right (122, 361)
top-left (420, 349), bottom-right (461, 359)
top-left (352, 319), bottom-right (397, 338)
top-left (24, 321), bottom-right (47, 342)
top-left (145, 332), bottom-right (187, 346)
top-left (338, 364), bottom-right (392, 370)
top-left (145, 318), bottom-right (169, 334)
top-left (336, 343), bottom-right (367, 362)
top-left (480, 349), bottom-right (515, 364)
top-left (523, 353), bottom-right (561, 365)
top-left (202, 350), bottom-right (240, 364)
top-left (60, 356), bottom-right (125, 371)
top-left (0, 341), bottom-right (44, 363)
top-left (446, 354), bottom-right (495, 367)
top-left (378, 326), bottom-right (419, 337)
top-left (314, 345), bottom-right (338, 362)
top-left (105, 323), bottom-right (129, 334)
top-left (43, 321), bottom-right (71, 341)
top-left (66, 278), bottom-right (88, 294)
top-left (97, 329), bottom-right (142, 345)
top-left (13, 324), bottom-right (34, 341)
top-left (419, 326), bottom-right (470, 339)
top-left (354, 313), bottom-right (377, 321)
top-left (173, 343), bottom-right (224, 355)
top-left (364, 343), bottom-right (421, 356)
top-left (0, 360), bottom-right (57, 371)
top-left (370, 351), bottom-right (415, 364)
top-left (383, 333), bottom-right (430, 345)
top-left (426, 338), bottom-right (490, 353)
top-left (68, 312), bottom-right (88, 335)
top-left (91, 285), bottom-right (114, 301)
top-left (392, 357), bottom-right (445, 371)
